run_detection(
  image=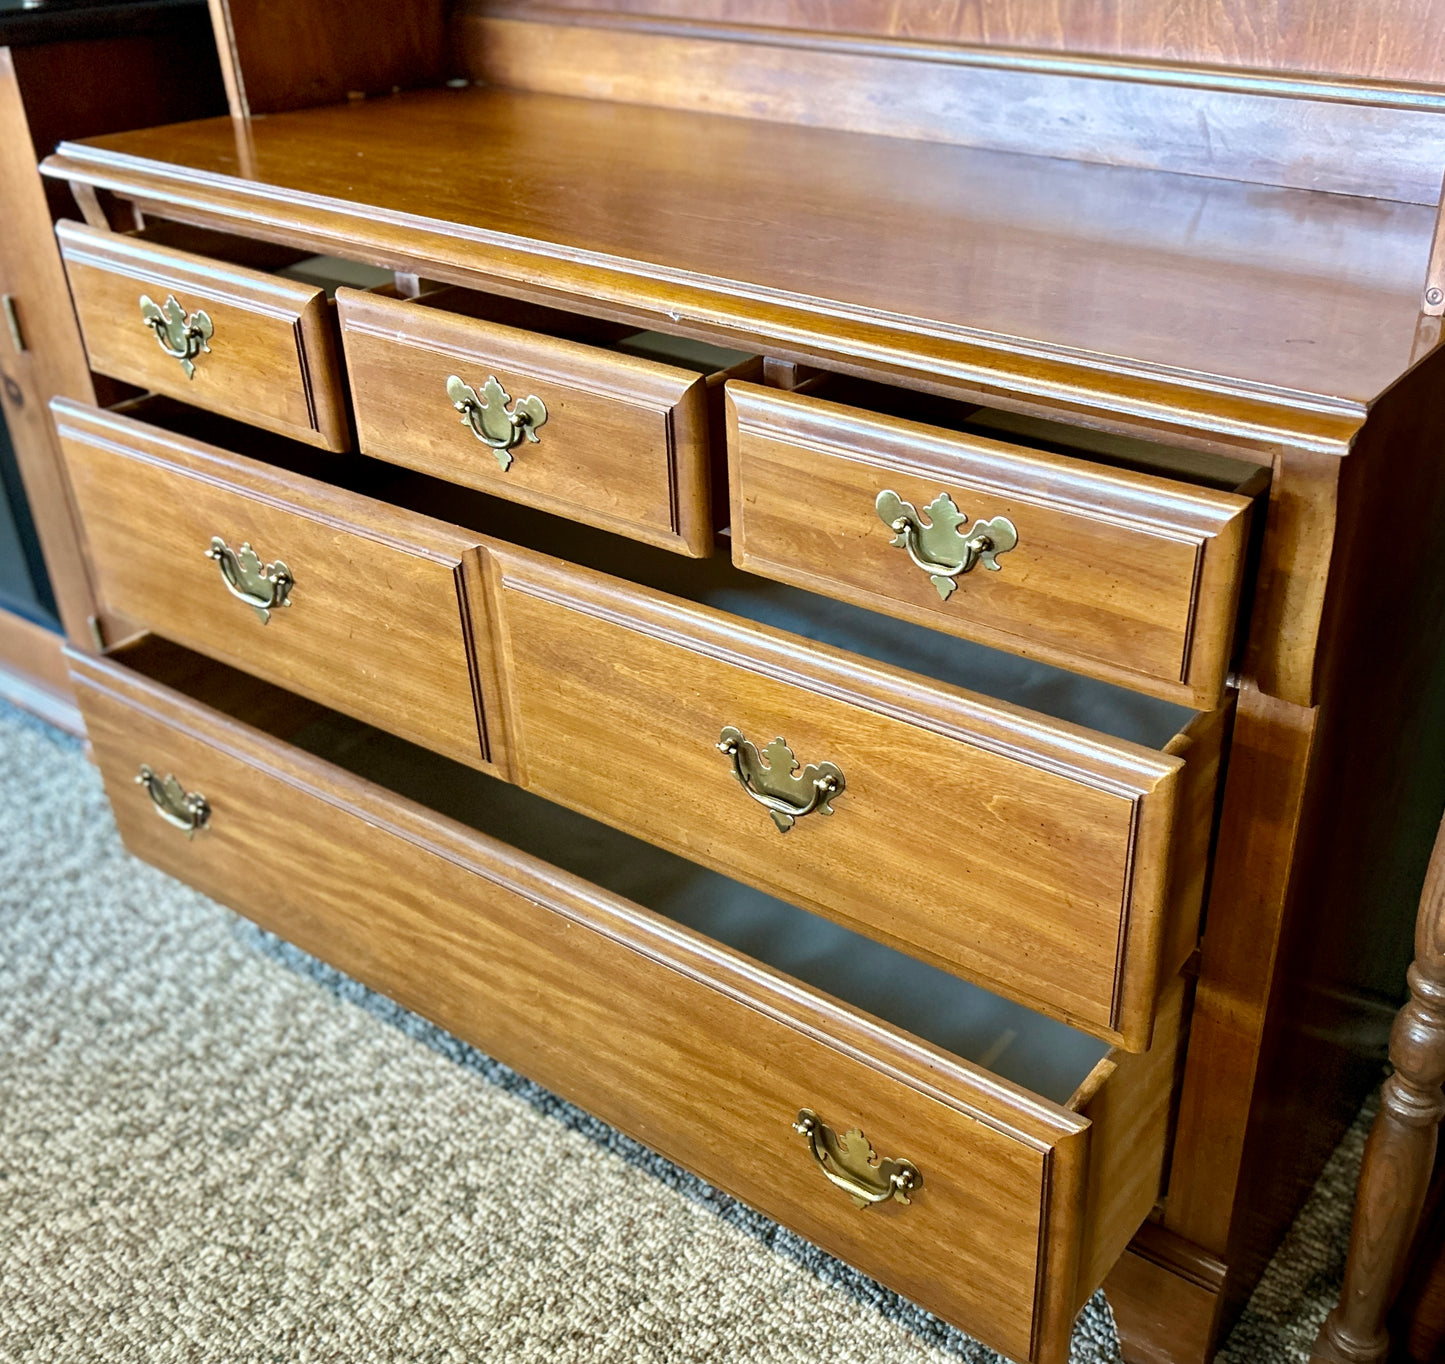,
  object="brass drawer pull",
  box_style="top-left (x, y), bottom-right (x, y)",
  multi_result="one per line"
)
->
top-left (206, 536), bottom-right (293, 624)
top-left (794, 1109), bottom-right (921, 1209)
top-left (717, 726), bottom-right (844, 833)
top-left (139, 293), bottom-right (213, 379)
top-left (876, 489), bottom-right (1017, 601)
top-left (446, 373), bottom-right (548, 470)
top-left (136, 764), bottom-right (210, 838)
